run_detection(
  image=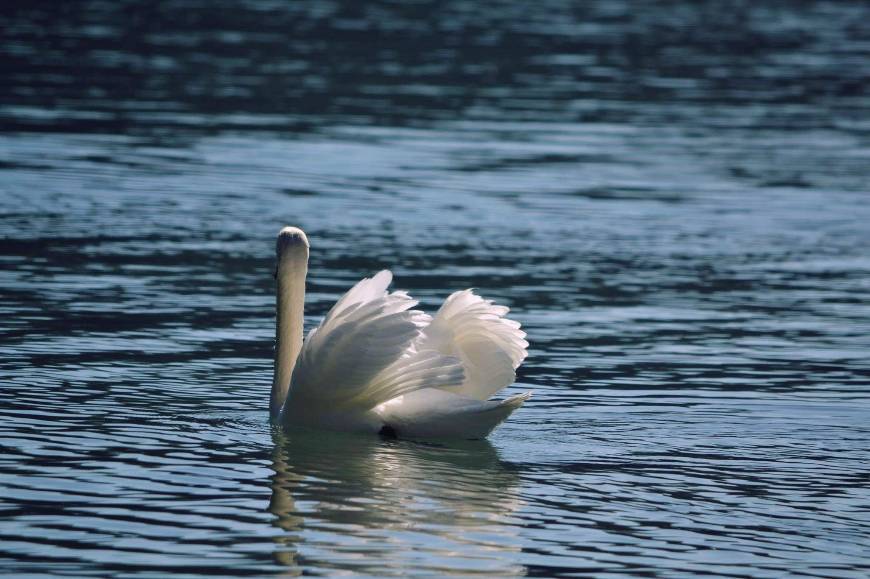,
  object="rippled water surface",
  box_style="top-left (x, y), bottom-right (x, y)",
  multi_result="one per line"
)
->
top-left (2, 1), bottom-right (870, 576)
